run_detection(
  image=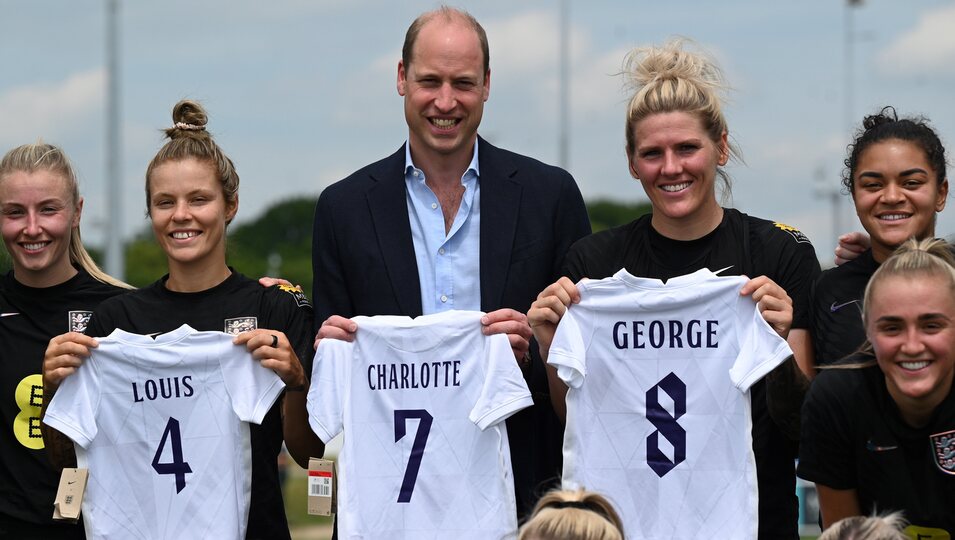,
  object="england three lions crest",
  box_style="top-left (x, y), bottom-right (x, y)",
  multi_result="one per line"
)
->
top-left (68, 311), bottom-right (93, 333)
top-left (931, 429), bottom-right (955, 475)
top-left (224, 316), bottom-right (258, 335)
